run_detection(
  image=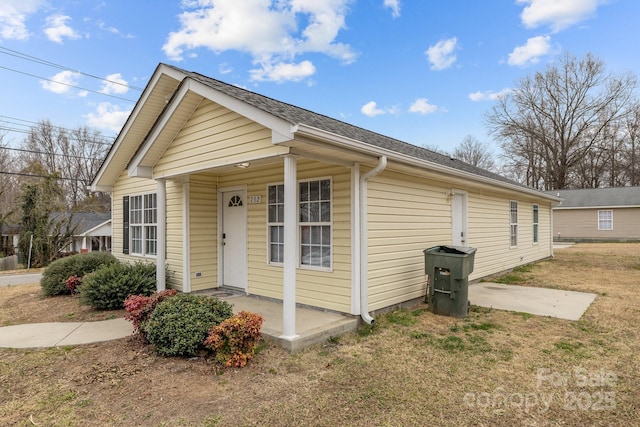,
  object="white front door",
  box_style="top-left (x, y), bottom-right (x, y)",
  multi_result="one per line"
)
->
top-left (222, 190), bottom-right (247, 289)
top-left (451, 192), bottom-right (468, 247)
